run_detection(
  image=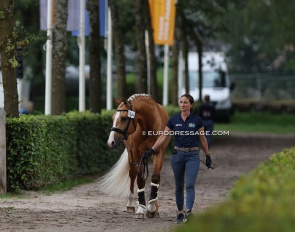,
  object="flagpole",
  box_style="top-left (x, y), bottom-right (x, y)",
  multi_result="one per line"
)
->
top-left (106, 6), bottom-right (112, 110)
top-left (79, 0), bottom-right (86, 111)
top-left (45, 0), bottom-right (53, 115)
